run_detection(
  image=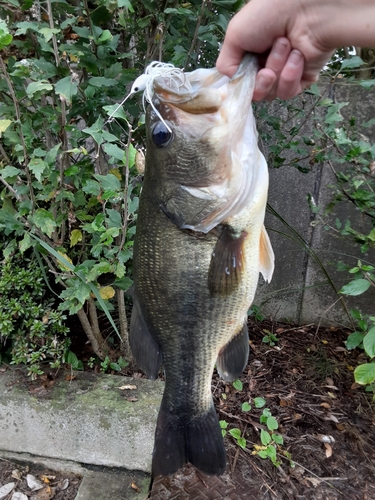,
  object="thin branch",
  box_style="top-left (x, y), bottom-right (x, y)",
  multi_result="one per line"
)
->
top-left (184, 0), bottom-right (206, 70)
top-left (0, 55), bottom-right (35, 211)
